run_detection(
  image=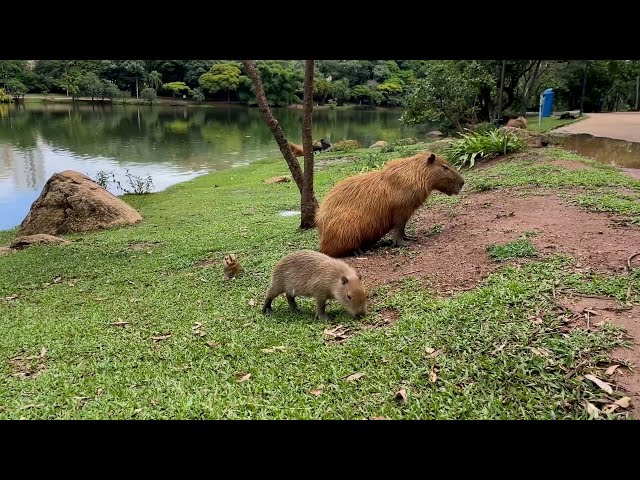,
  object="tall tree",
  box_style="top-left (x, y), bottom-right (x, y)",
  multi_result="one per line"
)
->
top-left (241, 60), bottom-right (319, 226)
top-left (300, 60), bottom-right (316, 229)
